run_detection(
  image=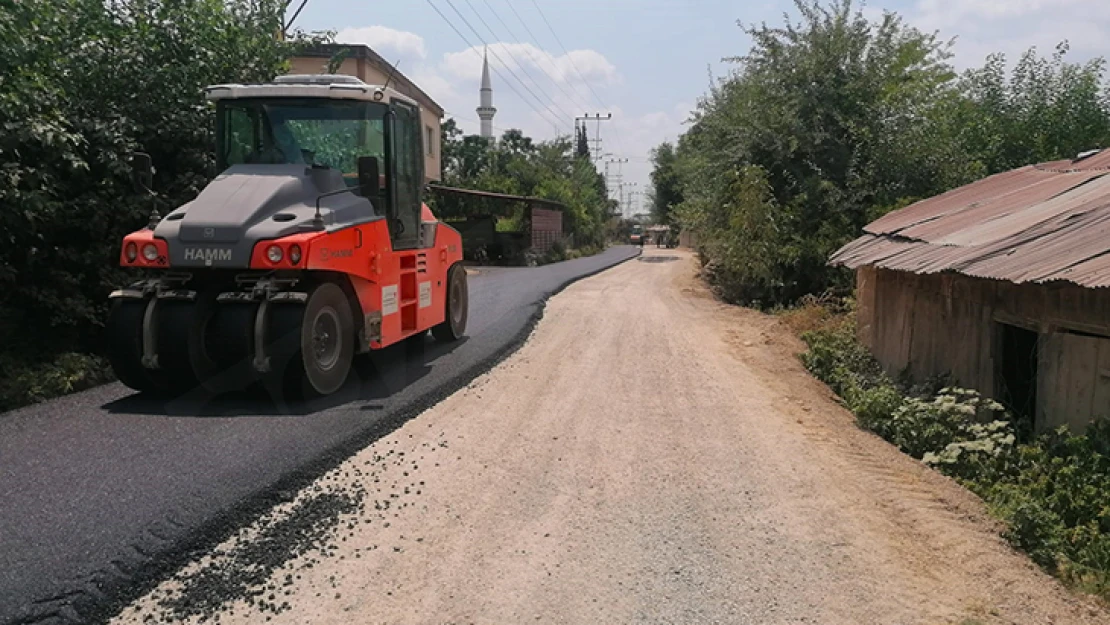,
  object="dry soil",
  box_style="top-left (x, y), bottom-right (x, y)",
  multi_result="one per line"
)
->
top-left (113, 248), bottom-right (1109, 625)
